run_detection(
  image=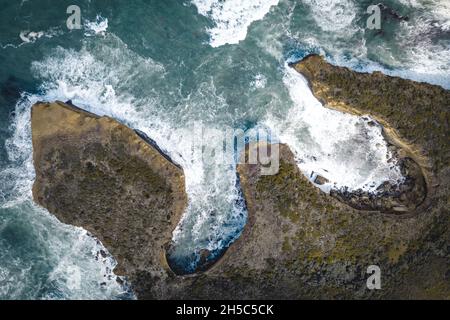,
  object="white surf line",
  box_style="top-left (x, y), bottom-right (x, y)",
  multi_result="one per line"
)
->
top-left (192, 0), bottom-right (280, 47)
top-left (264, 63), bottom-right (403, 193)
